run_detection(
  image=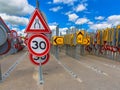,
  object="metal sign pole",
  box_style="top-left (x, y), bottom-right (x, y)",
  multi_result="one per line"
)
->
top-left (74, 27), bottom-right (78, 59)
top-left (39, 58), bottom-right (44, 84)
top-left (55, 25), bottom-right (59, 59)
